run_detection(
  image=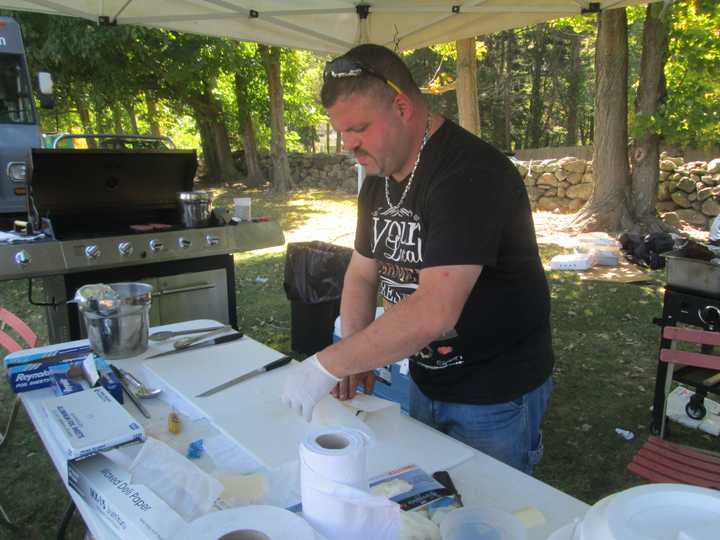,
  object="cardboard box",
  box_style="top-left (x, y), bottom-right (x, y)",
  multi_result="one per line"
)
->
top-left (68, 453), bottom-right (187, 539)
top-left (43, 387), bottom-right (145, 460)
top-left (6, 356), bottom-right (86, 393)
